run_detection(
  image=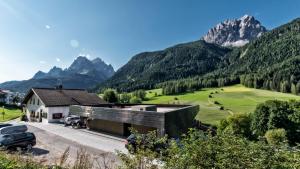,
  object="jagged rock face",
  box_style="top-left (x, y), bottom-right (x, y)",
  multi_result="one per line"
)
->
top-left (203, 15), bottom-right (267, 47)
